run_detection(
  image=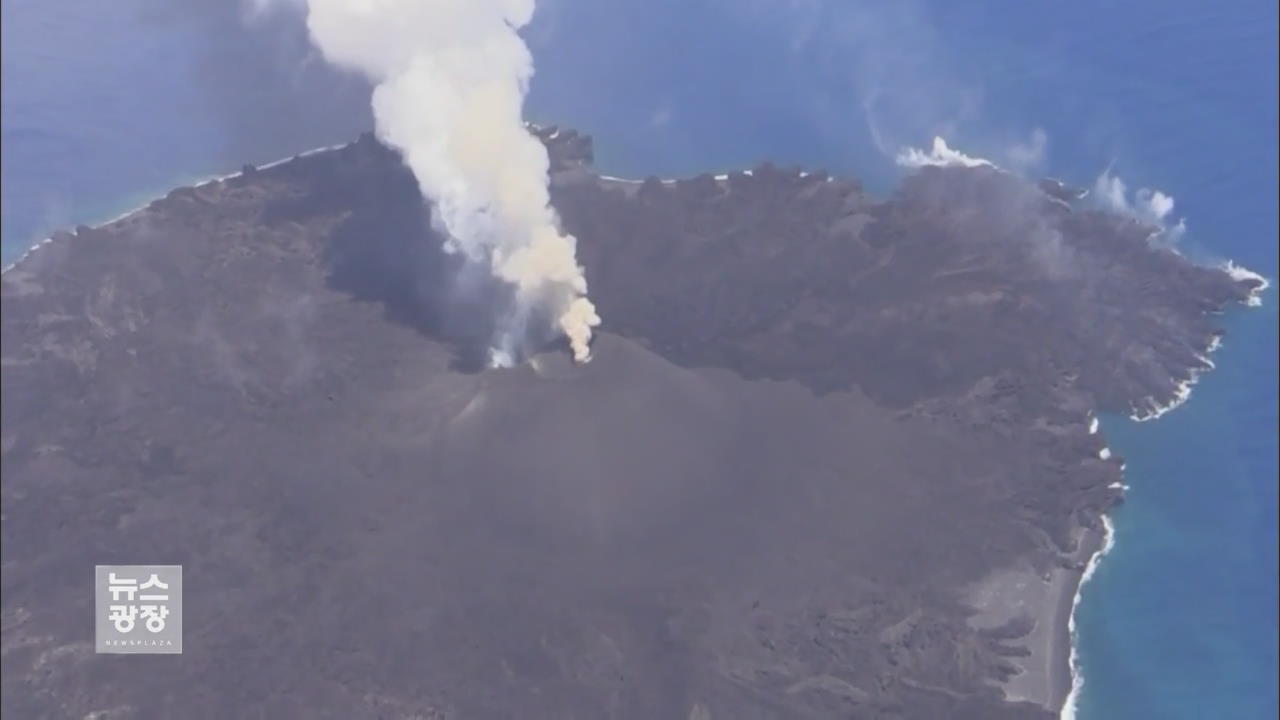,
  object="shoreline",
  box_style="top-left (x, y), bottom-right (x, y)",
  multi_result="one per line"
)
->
top-left (1061, 282), bottom-right (1265, 718)
top-left (1, 142), bottom-right (351, 277)
top-left (1128, 293), bottom-right (1262, 424)
top-left (965, 512), bottom-right (1106, 712)
top-left (1060, 516), bottom-right (1116, 720)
